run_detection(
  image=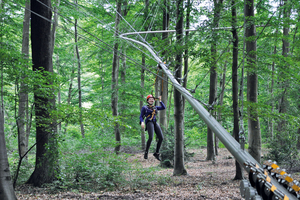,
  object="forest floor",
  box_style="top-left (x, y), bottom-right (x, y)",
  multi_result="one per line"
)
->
top-left (16, 148), bottom-right (250, 199)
